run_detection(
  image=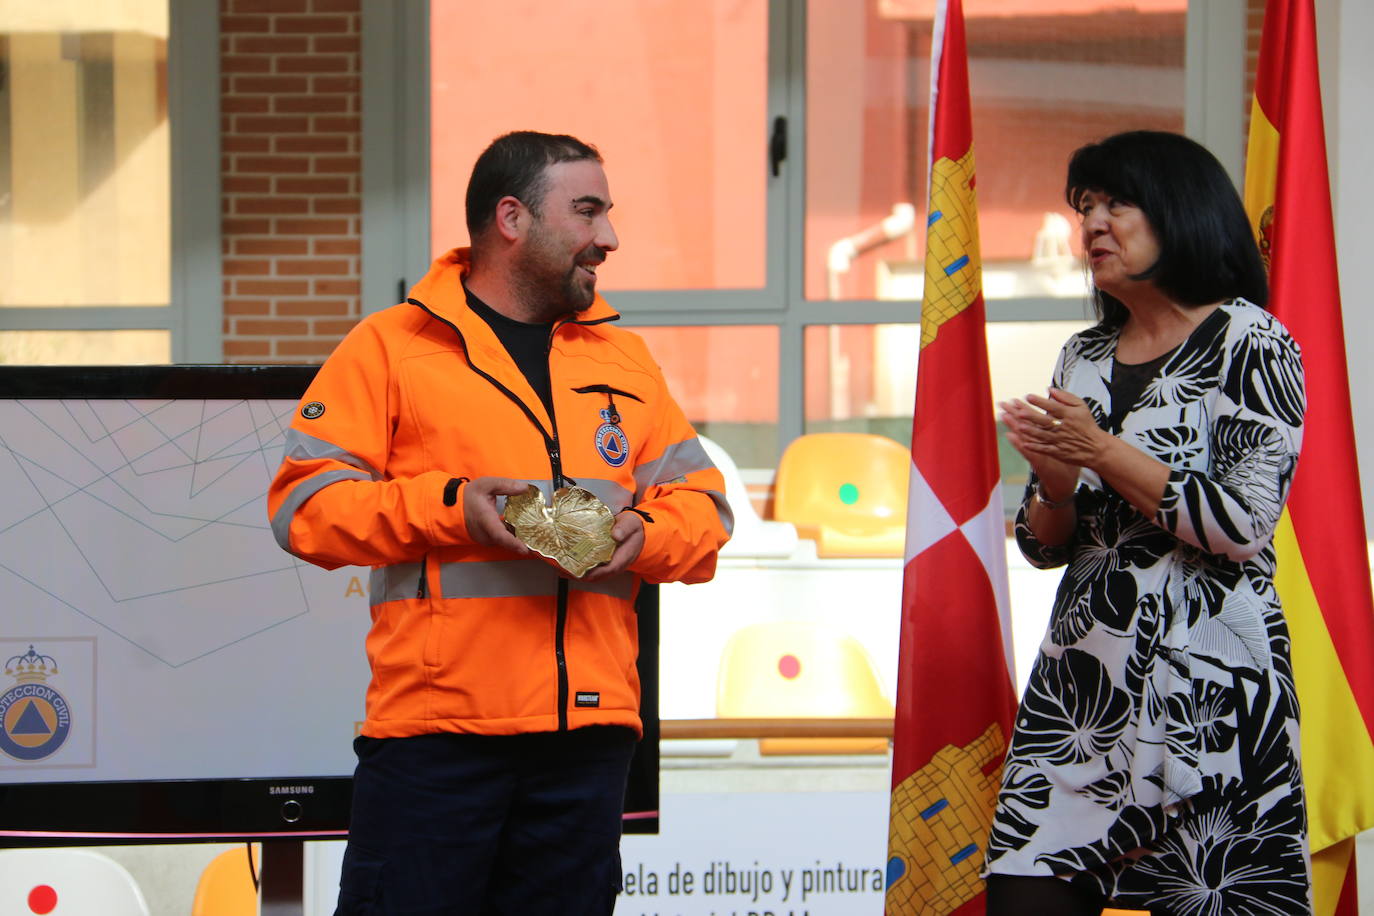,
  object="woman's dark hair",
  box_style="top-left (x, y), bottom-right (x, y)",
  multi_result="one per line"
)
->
top-left (465, 131), bottom-right (602, 239)
top-left (1065, 130), bottom-right (1267, 326)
